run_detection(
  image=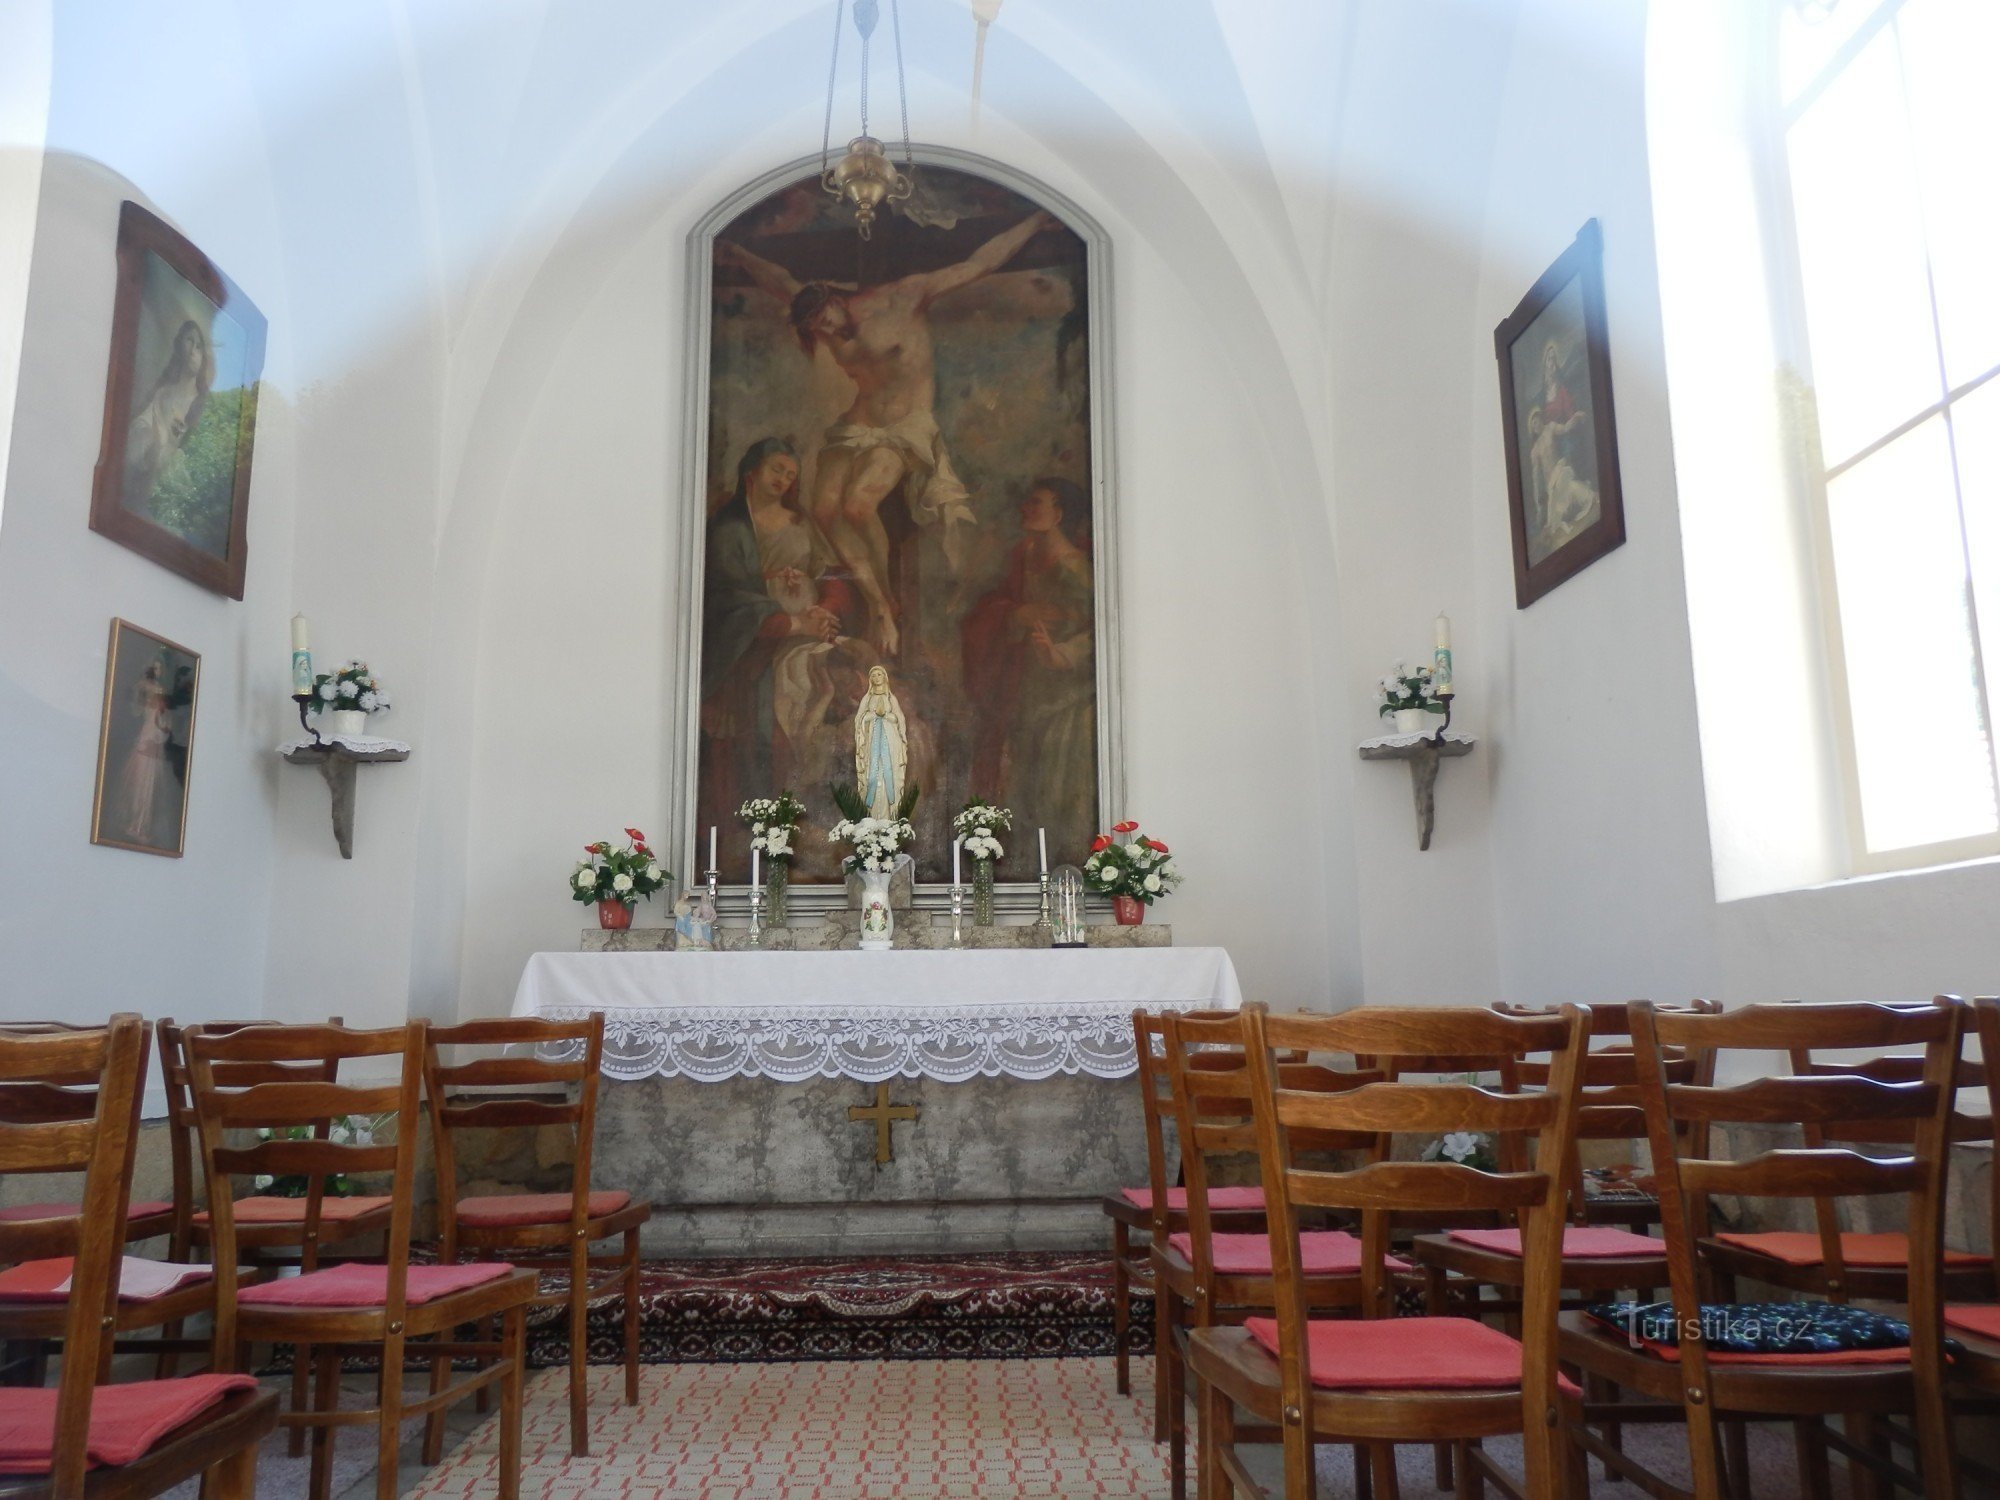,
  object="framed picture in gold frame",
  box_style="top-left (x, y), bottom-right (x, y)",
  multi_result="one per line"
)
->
top-left (88, 202), bottom-right (266, 599)
top-left (90, 618), bottom-right (201, 857)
